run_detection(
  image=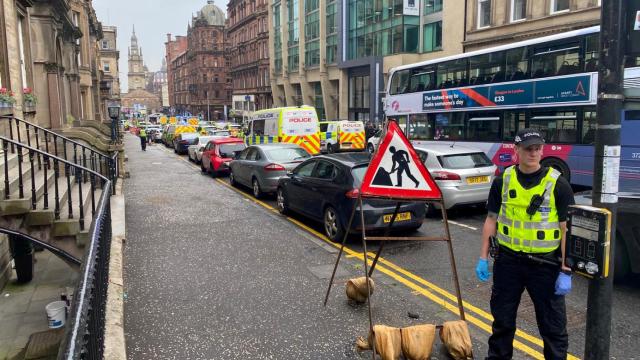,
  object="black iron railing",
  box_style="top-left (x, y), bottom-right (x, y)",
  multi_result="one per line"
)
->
top-left (1, 137), bottom-right (107, 232)
top-left (1, 136), bottom-right (112, 358)
top-left (0, 115), bottom-right (118, 194)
